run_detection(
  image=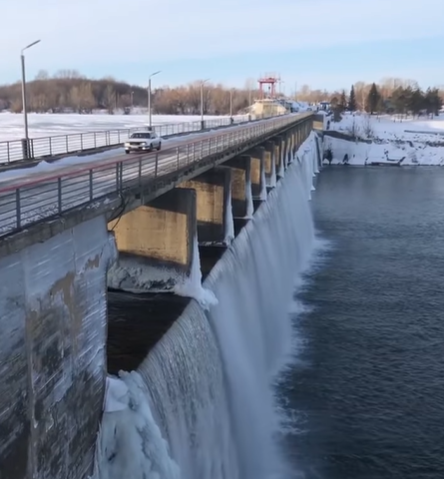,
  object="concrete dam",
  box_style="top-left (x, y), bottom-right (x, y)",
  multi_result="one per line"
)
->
top-left (0, 114), bottom-right (322, 479)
